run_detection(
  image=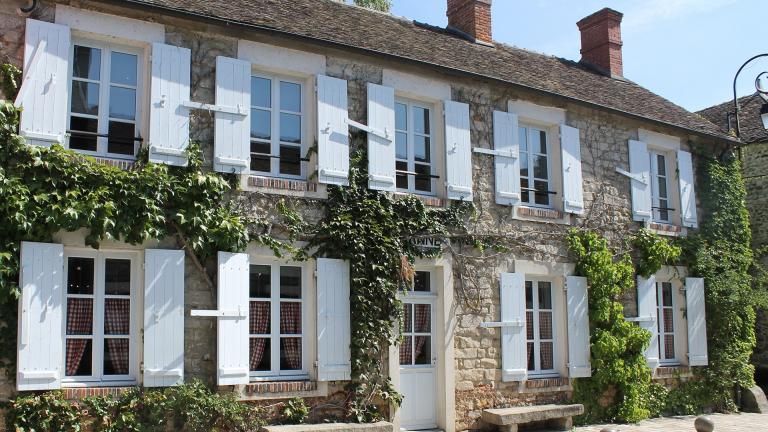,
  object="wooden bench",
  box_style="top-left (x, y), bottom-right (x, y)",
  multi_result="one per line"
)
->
top-left (481, 404), bottom-right (584, 432)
